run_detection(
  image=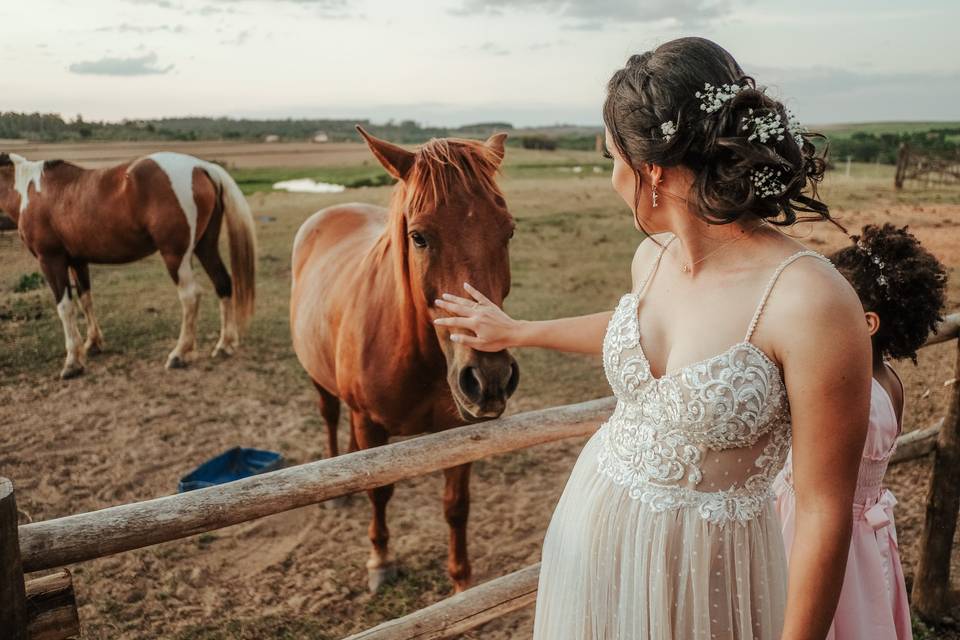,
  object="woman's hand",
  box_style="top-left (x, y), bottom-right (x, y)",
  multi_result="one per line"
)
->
top-left (434, 282), bottom-right (522, 352)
